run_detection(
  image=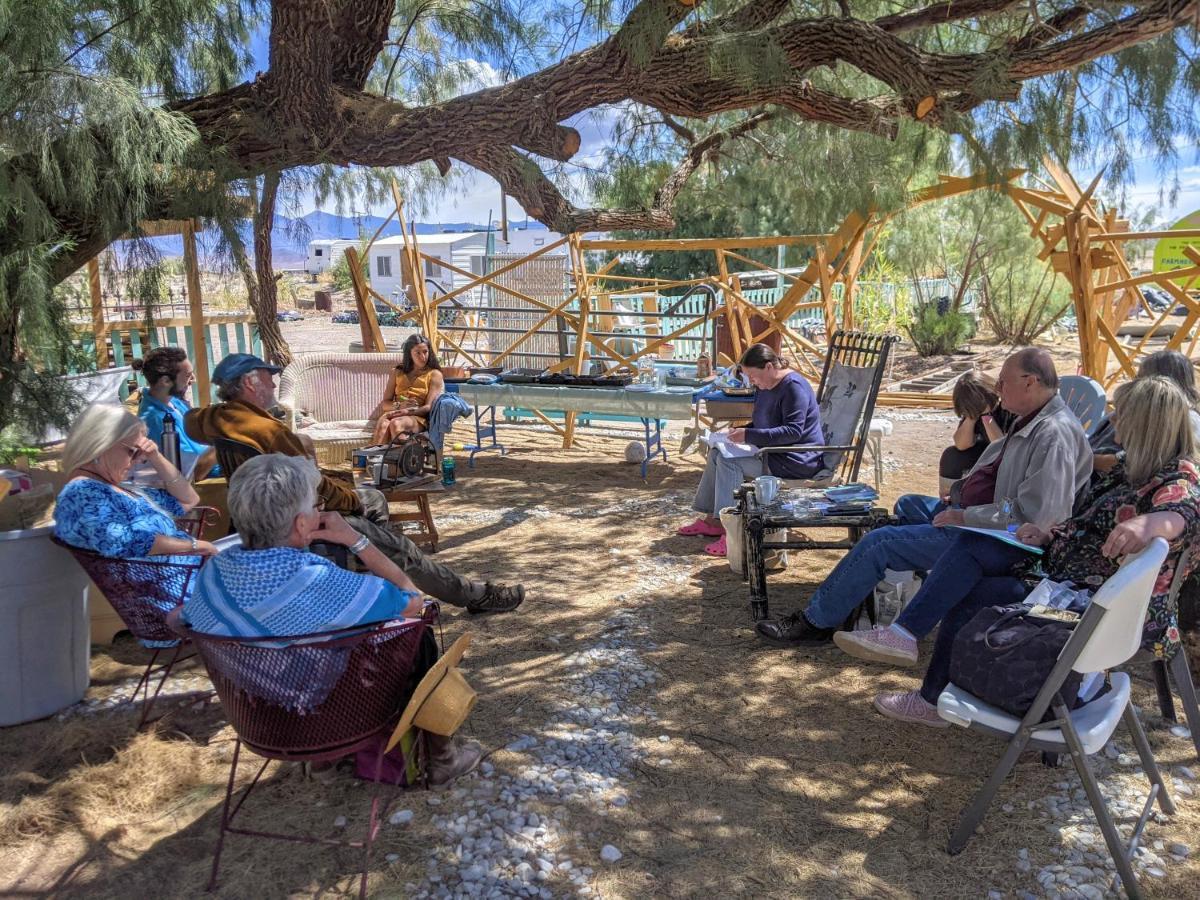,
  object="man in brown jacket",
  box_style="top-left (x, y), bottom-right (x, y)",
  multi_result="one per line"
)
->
top-left (185, 353), bottom-right (524, 613)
